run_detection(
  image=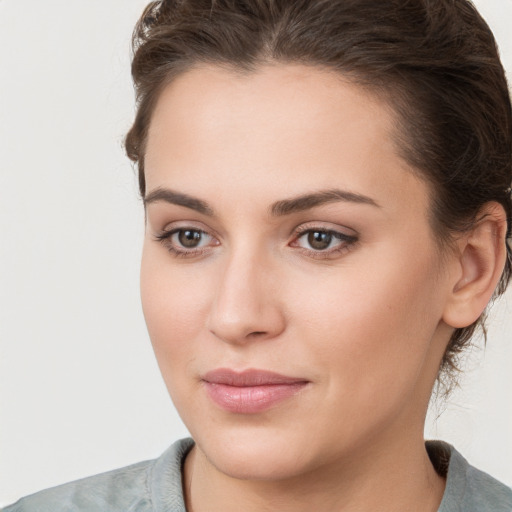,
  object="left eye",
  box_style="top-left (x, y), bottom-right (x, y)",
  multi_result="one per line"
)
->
top-left (295, 229), bottom-right (354, 251)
